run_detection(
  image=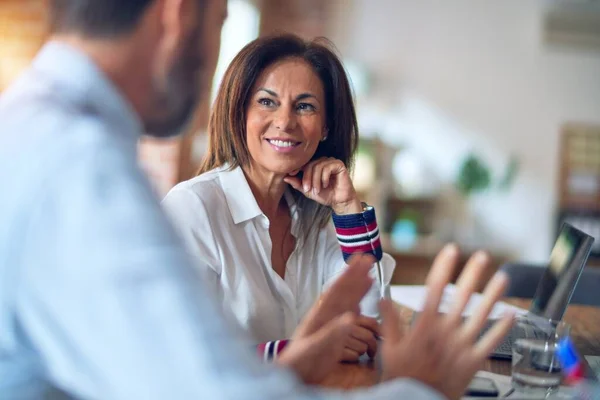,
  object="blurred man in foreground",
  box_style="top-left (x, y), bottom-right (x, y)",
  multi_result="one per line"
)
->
top-left (0, 0), bottom-right (513, 398)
